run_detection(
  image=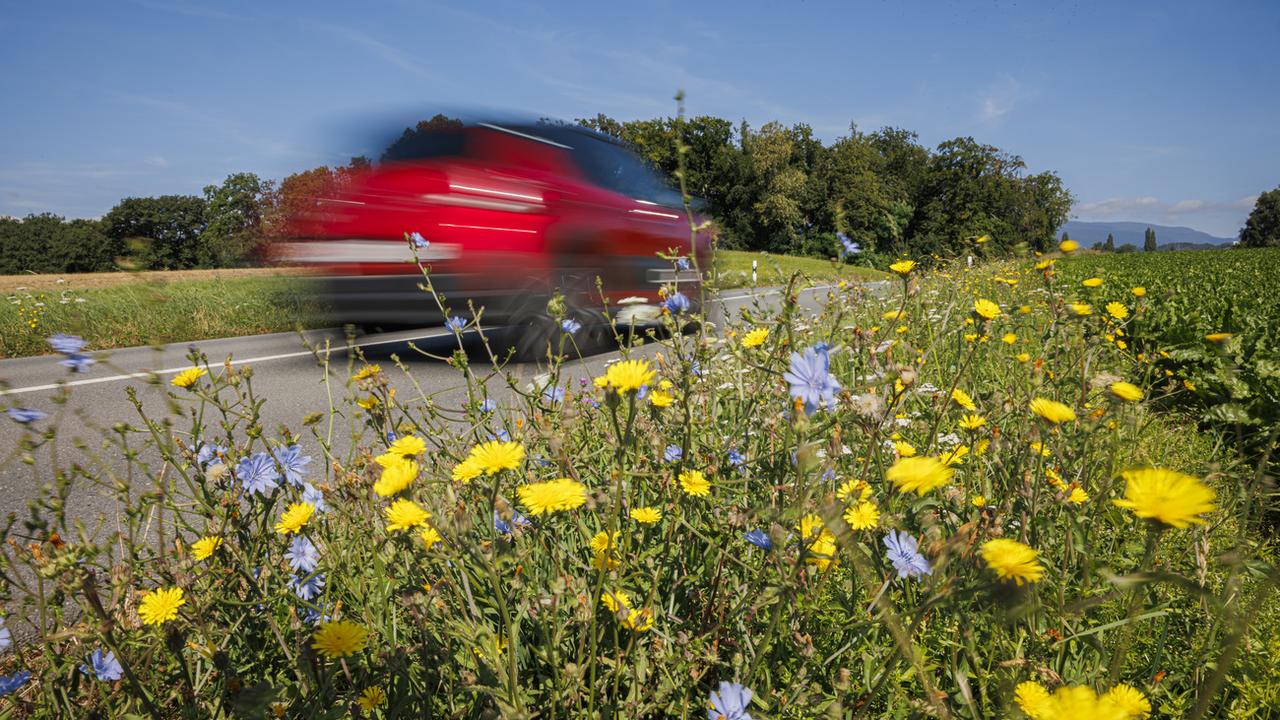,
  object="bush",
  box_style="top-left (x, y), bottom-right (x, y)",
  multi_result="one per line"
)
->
top-left (0, 214), bottom-right (118, 275)
top-left (1, 252), bottom-right (1276, 718)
